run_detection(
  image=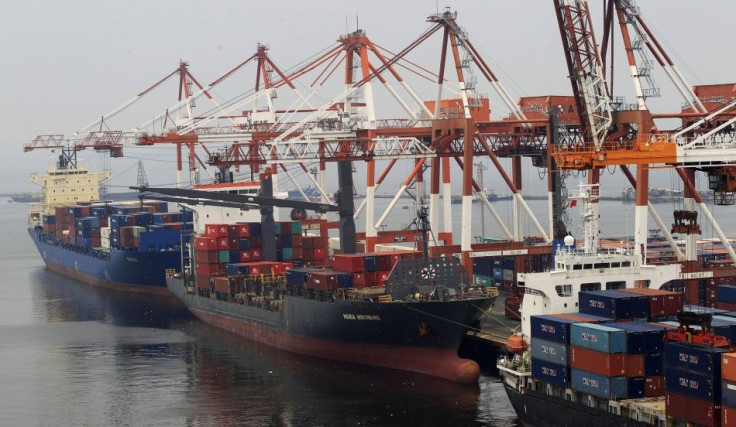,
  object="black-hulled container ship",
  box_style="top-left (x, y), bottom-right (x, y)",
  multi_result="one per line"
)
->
top-left (166, 218), bottom-right (498, 383)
